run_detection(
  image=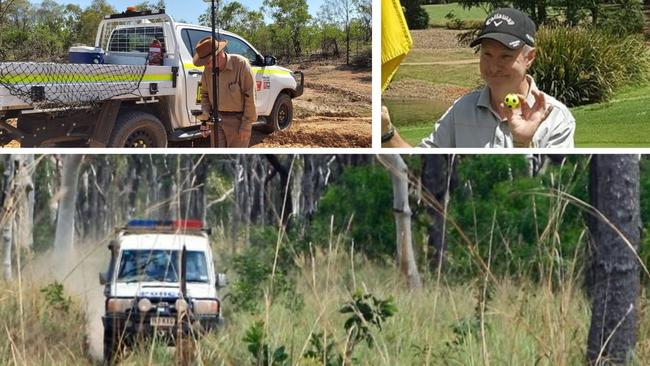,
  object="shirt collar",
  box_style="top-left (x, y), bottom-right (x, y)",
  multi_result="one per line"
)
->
top-left (224, 53), bottom-right (234, 71)
top-left (477, 75), bottom-right (538, 113)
